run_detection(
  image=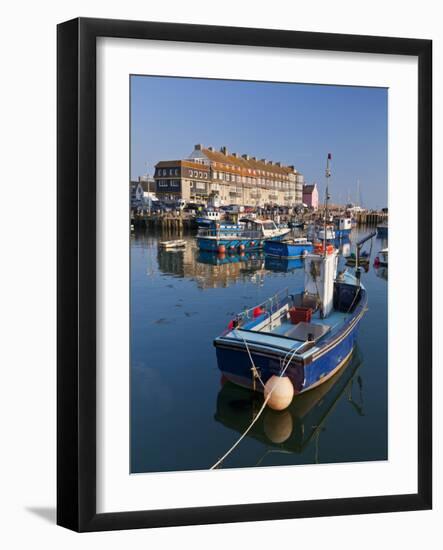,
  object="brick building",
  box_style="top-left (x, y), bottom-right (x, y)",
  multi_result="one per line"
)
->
top-left (154, 144), bottom-right (304, 207)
